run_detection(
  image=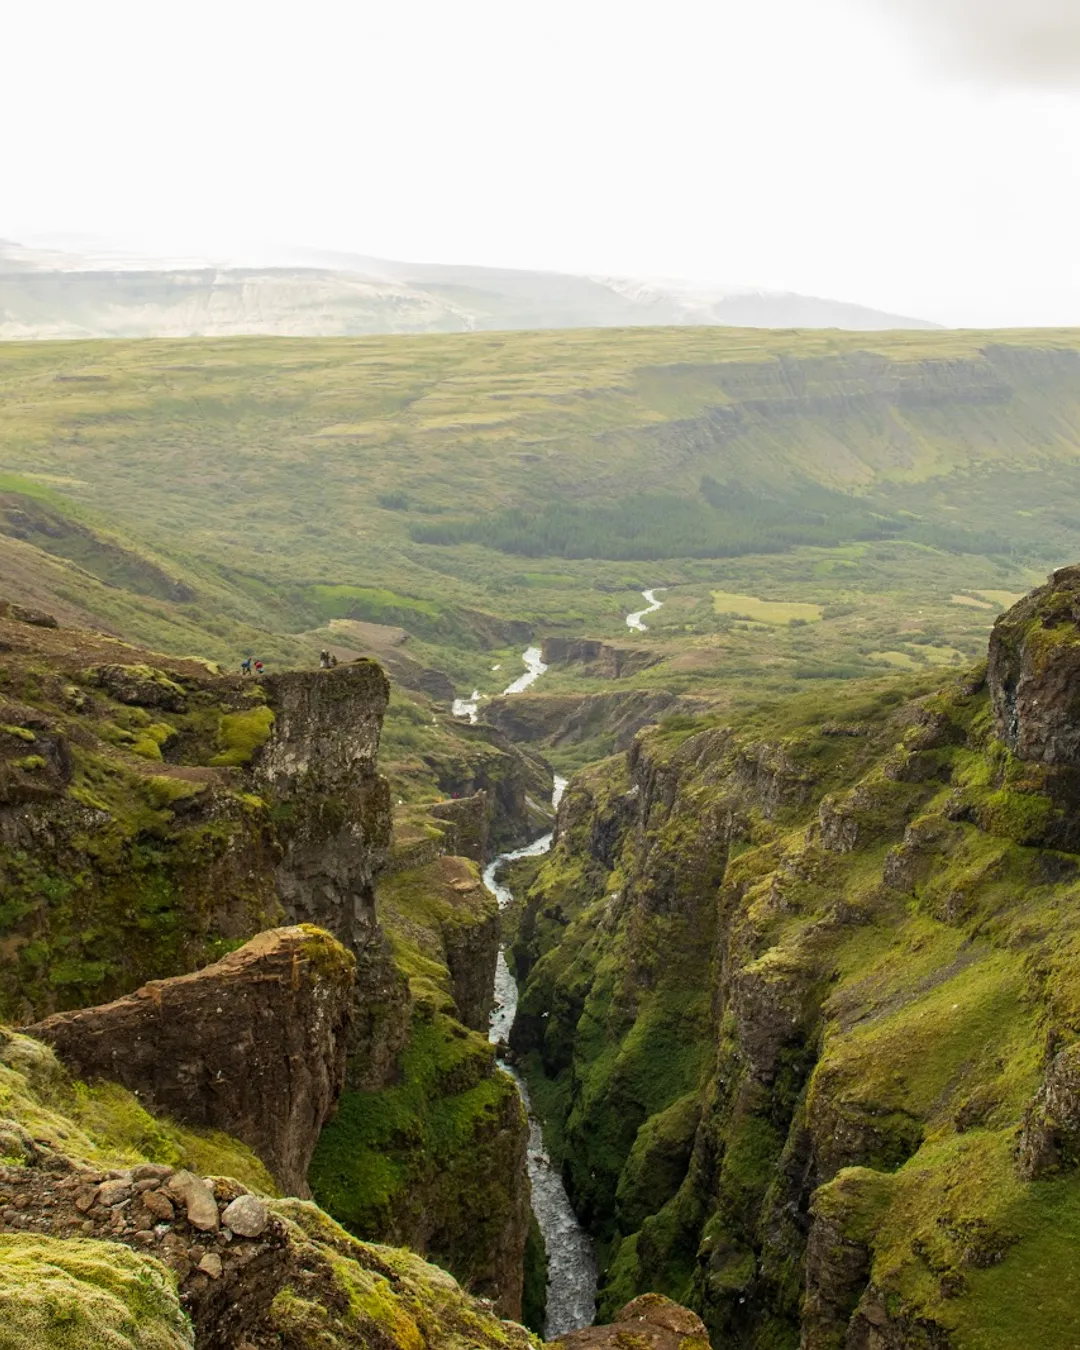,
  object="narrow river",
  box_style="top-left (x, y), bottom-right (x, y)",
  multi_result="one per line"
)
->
top-left (469, 606), bottom-right (664, 1335)
top-left (626, 587), bottom-right (665, 632)
top-left (453, 646), bottom-right (549, 722)
top-left (485, 774), bottom-right (597, 1337)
